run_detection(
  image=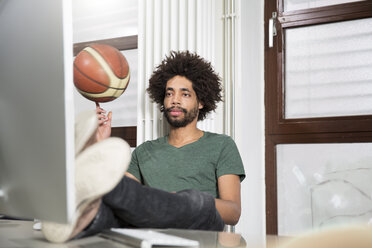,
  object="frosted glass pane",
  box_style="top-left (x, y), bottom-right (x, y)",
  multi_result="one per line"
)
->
top-left (284, 0), bottom-right (363, 12)
top-left (277, 143), bottom-right (372, 236)
top-left (285, 18), bottom-right (372, 119)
